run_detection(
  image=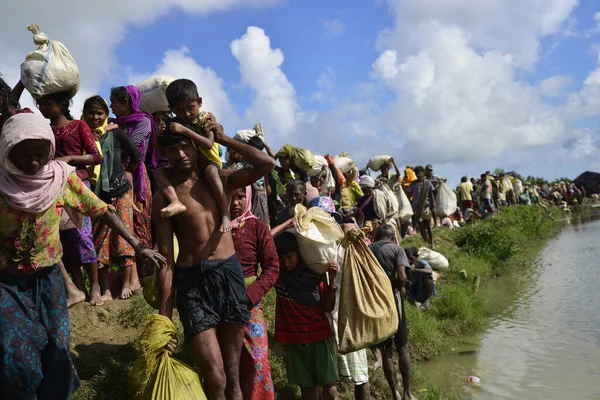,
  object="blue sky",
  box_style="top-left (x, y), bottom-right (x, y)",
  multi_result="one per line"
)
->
top-left (113, 0), bottom-right (392, 114)
top-left (2, 0), bottom-right (600, 185)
